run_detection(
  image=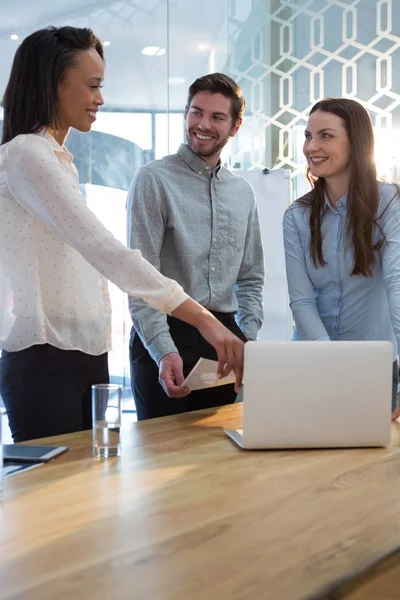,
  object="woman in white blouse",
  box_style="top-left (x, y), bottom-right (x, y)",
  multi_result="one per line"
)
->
top-left (0, 26), bottom-right (245, 442)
